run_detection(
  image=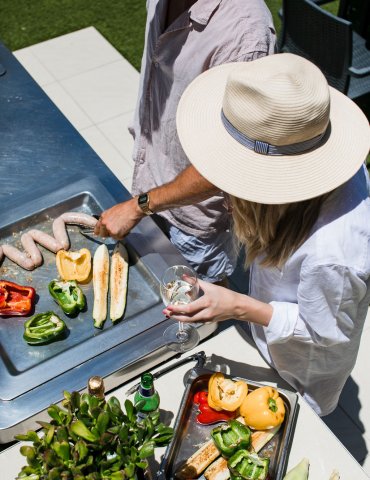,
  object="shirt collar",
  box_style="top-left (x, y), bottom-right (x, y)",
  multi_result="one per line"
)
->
top-left (189, 0), bottom-right (222, 26)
